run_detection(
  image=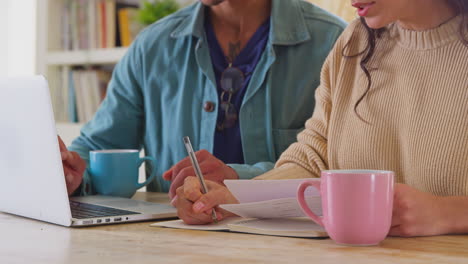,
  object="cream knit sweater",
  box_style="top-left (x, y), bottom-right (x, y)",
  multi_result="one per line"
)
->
top-left (264, 16), bottom-right (468, 196)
